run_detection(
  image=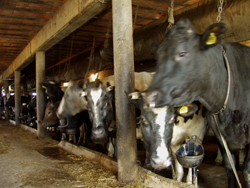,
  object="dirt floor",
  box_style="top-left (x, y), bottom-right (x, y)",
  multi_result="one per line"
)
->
top-left (0, 119), bottom-right (246, 188)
